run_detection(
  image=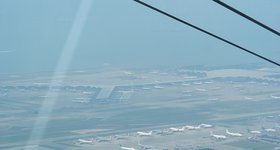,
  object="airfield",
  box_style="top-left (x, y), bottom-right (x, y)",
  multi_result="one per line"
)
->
top-left (0, 65), bottom-right (280, 150)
